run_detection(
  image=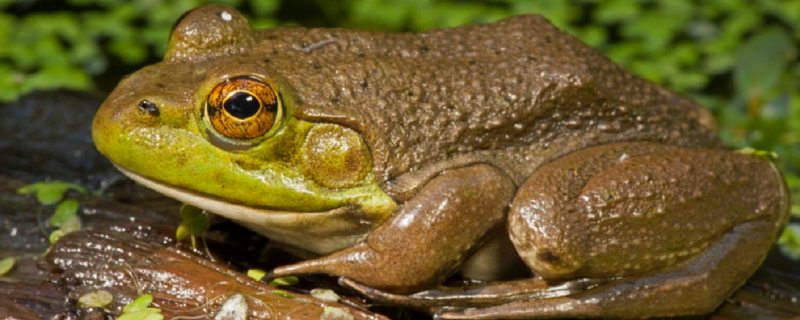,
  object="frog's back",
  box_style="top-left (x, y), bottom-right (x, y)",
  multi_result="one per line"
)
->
top-left (253, 15), bottom-right (721, 193)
